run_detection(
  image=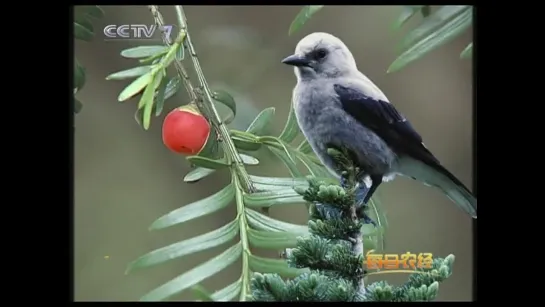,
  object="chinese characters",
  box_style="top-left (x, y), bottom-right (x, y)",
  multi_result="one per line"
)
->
top-left (364, 251), bottom-right (433, 270)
